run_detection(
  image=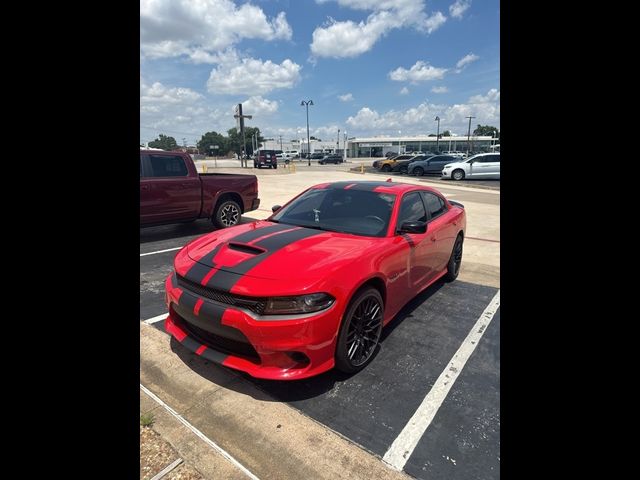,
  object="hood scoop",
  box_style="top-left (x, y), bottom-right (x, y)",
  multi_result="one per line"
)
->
top-left (227, 242), bottom-right (266, 255)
